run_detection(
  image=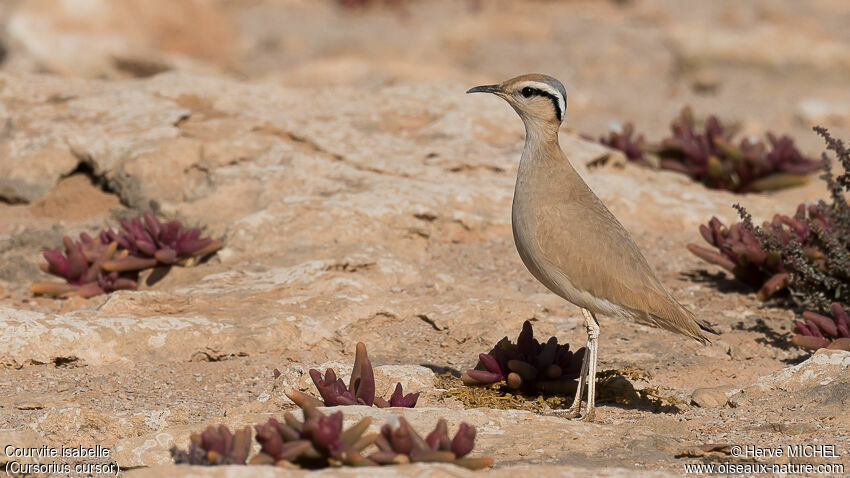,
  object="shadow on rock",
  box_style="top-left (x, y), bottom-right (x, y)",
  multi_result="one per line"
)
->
top-left (733, 317), bottom-right (795, 351)
top-left (421, 363), bottom-right (461, 377)
top-left (595, 370), bottom-right (685, 415)
top-left (438, 368), bottom-right (683, 415)
top-left (681, 270), bottom-right (754, 295)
